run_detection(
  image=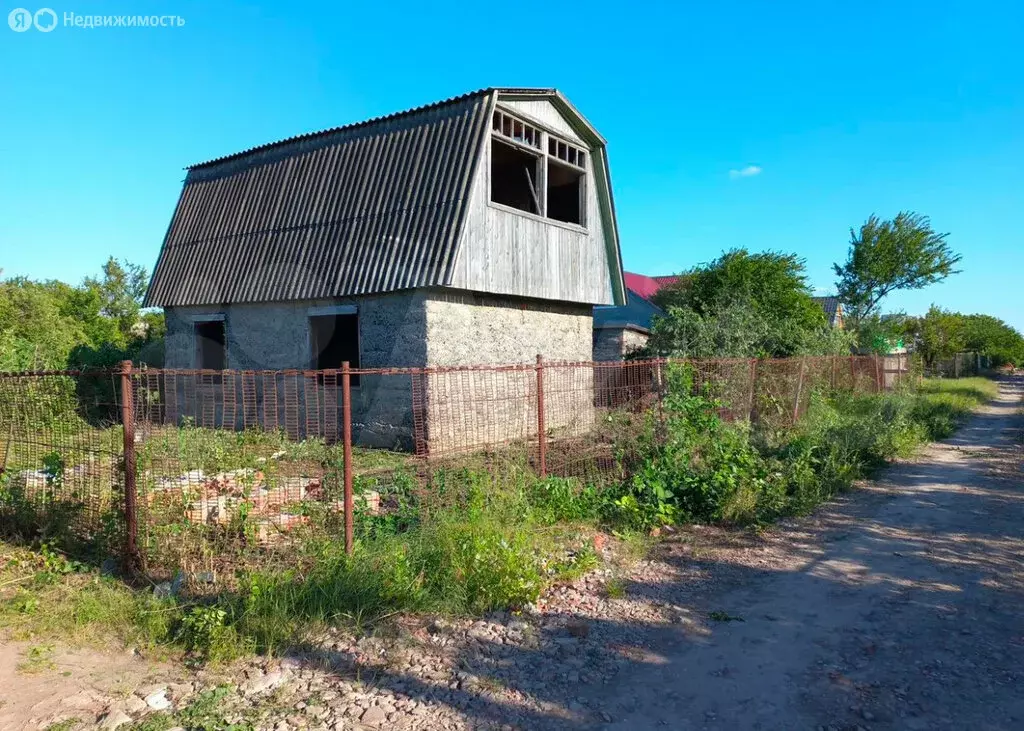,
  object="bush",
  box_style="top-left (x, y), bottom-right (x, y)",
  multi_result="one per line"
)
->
top-left (604, 365), bottom-right (995, 529)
